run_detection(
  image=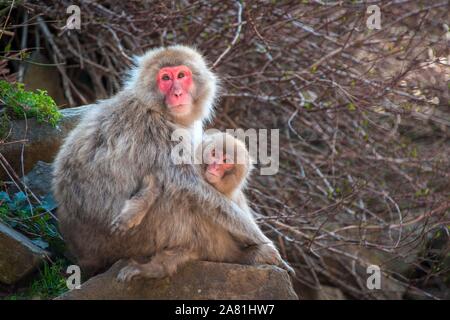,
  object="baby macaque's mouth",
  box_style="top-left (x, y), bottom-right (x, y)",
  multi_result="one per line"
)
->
top-left (206, 169), bottom-right (222, 178)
